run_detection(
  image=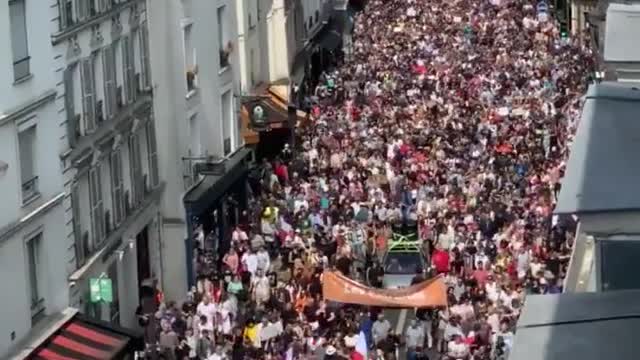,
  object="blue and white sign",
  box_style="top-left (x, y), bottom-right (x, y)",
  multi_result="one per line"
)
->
top-left (537, 1), bottom-right (549, 22)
